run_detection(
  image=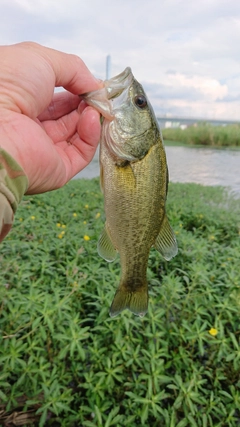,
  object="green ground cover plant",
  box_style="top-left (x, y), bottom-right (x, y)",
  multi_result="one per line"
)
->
top-left (0, 178), bottom-right (239, 426)
top-left (162, 123), bottom-right (240, 147)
